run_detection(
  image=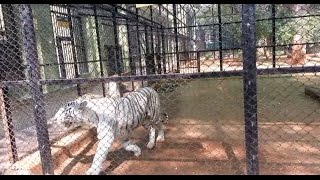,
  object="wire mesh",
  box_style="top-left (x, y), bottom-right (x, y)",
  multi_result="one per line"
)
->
top-left (0, 4), bottom-right (320, 175)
